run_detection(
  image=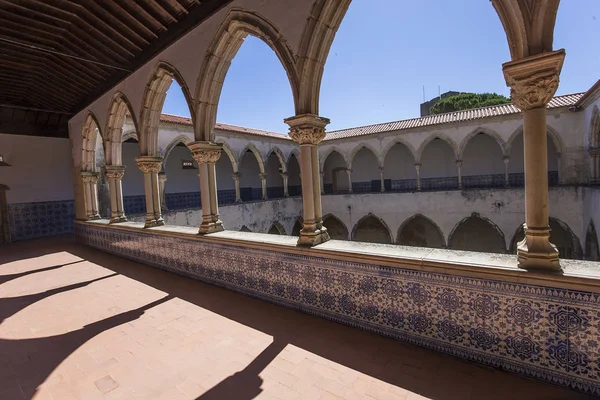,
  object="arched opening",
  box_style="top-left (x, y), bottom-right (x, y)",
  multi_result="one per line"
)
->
top-left (163, 138), bottom-right (200, 212)
top-left (121, 135), bottom-right (145, 216)
top-left (510, 219), bottom-right (582, 260)
top-left (291, 219), bottom-right (303, 236)
top-left (81, 113), bottom-right (107, 217)
top-left (449, 215), bottom-right (506, 254)
top-left (322, 151), bottom-right (348, 194)
top-left (461, 133), bottom-right (505, 189)
top-left (323, 215), bottom-right (349, 240)
top-left (215, 145), bottom-right (236, 205)
top-left (239, 149), bottom-right (263, 202)
top-left (350, 147), bottom-right (379, 193)
top-left (352, 215), bottom-right (392, 244)
top-left (589, 108), bottom-right (600, 184)
top-left (585, 221), bottom-right (599, 261)
top-left (266, 151), bottom-right (285, 199)
top-left (397, 215), bottom-right (445, 248)
top-left (420, 138), bottom-right (458, 191)
top-left (383, 142), bottom-right (417, 192)
top-left (287, 153), bottom-right (302, 196)
top-left (268, 223), bottom-right (286, 235)
top-left (508, 131), bottom-right (560, 187)
top-left (240, 225), bottom-right (252, 233)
